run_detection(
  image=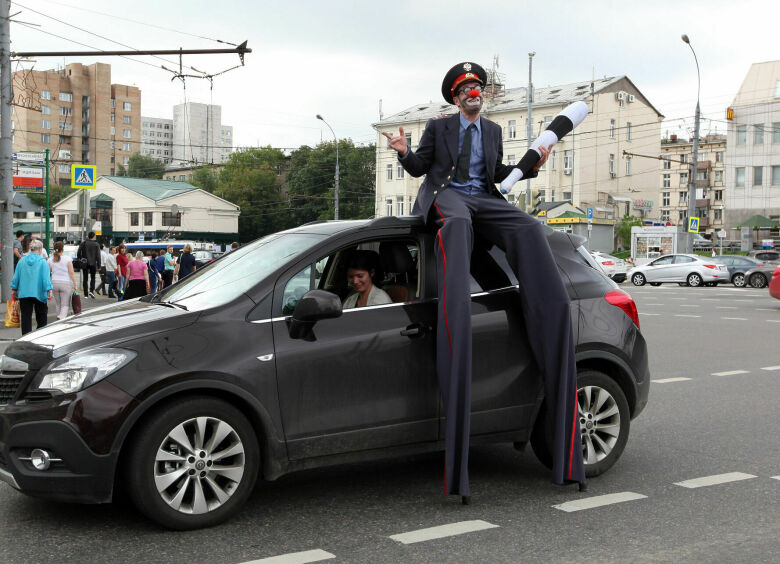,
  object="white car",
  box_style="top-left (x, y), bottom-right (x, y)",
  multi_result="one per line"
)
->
top-left (591, 251), bottom-right (628, 283)
top-left (628, 254), bottom-right (728, 287)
